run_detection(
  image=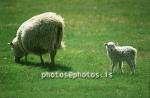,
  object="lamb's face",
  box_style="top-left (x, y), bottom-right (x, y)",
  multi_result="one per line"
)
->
top-left (104, 42), bottom-right (116, 52)
top-left (8, 38), bottom-right (24, 62)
